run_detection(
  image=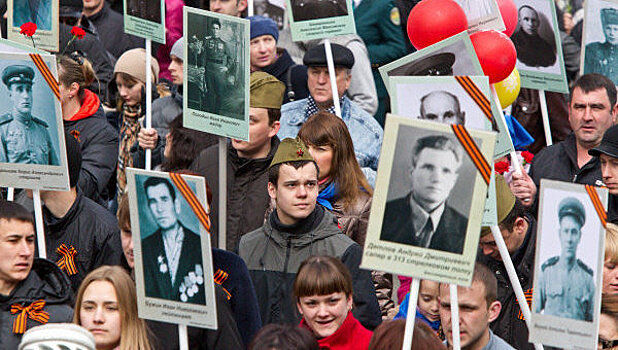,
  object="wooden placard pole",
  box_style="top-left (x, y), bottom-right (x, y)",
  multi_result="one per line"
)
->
top-left (490, 225), bottom-right (544, 350)
top-left (178, 324), bottom-right (189, 350)
top-left (33, 190), bottom-right (46, 258)
top-left (218, 137), bottom-right (227, 250)
top-left (248, 0), bottom-right (254, 16)
top-left (539, 90), bottom-right (552, 146)
top-left (402, 278), bottom-right (420, 350)
top-left (450, 284), bottom-right (461, 350)
top-left (323, 39), bottom-right (342, 118)
top-left (7, 187), bottom-right (14, 201)
top-left (145, 39), bottom-right (153, 171)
